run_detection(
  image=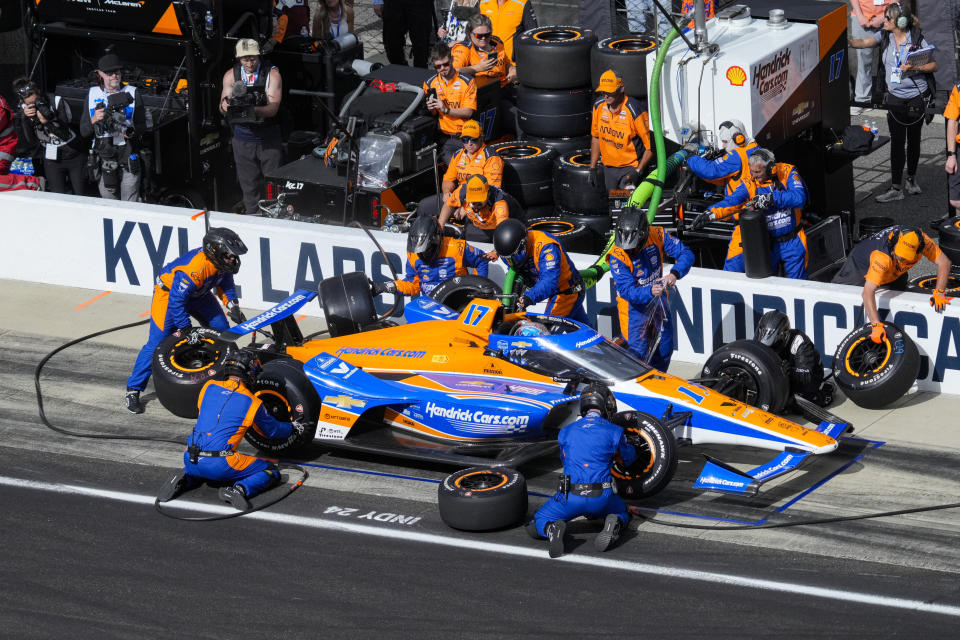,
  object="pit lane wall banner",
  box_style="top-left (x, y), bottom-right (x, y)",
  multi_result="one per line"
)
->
top-left (2, 192), bottom-right (959, 395)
